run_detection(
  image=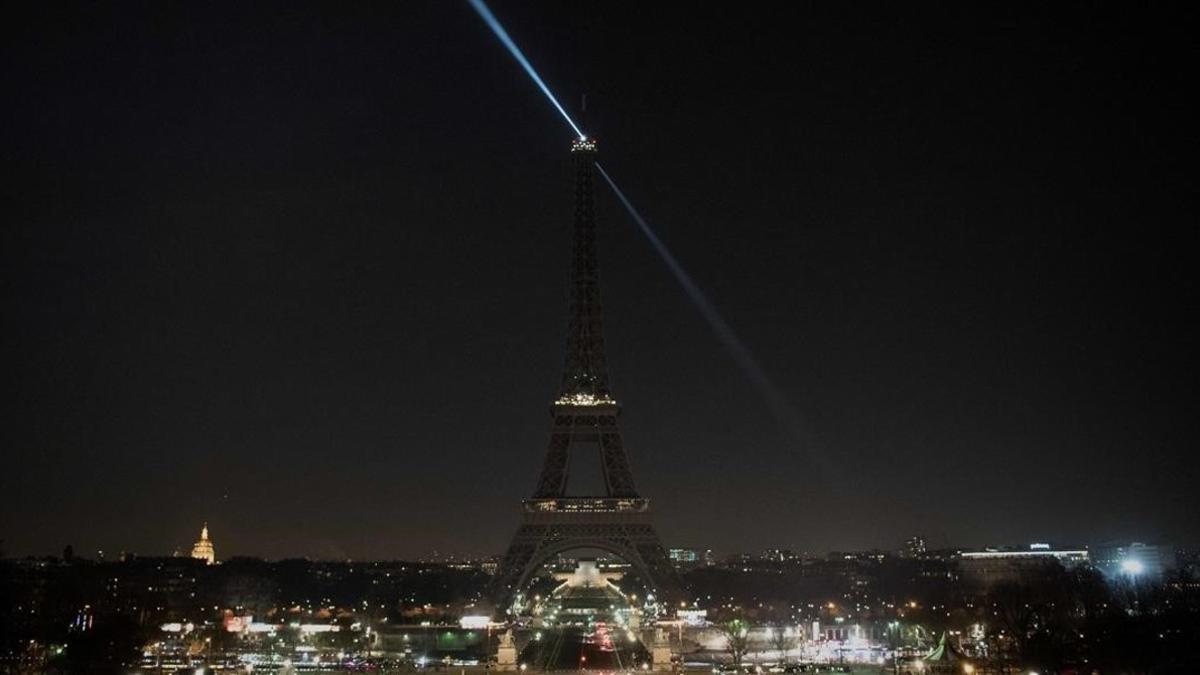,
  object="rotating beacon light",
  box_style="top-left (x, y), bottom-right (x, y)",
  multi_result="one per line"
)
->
top-left (467, 0), bottom-right (586, 140)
